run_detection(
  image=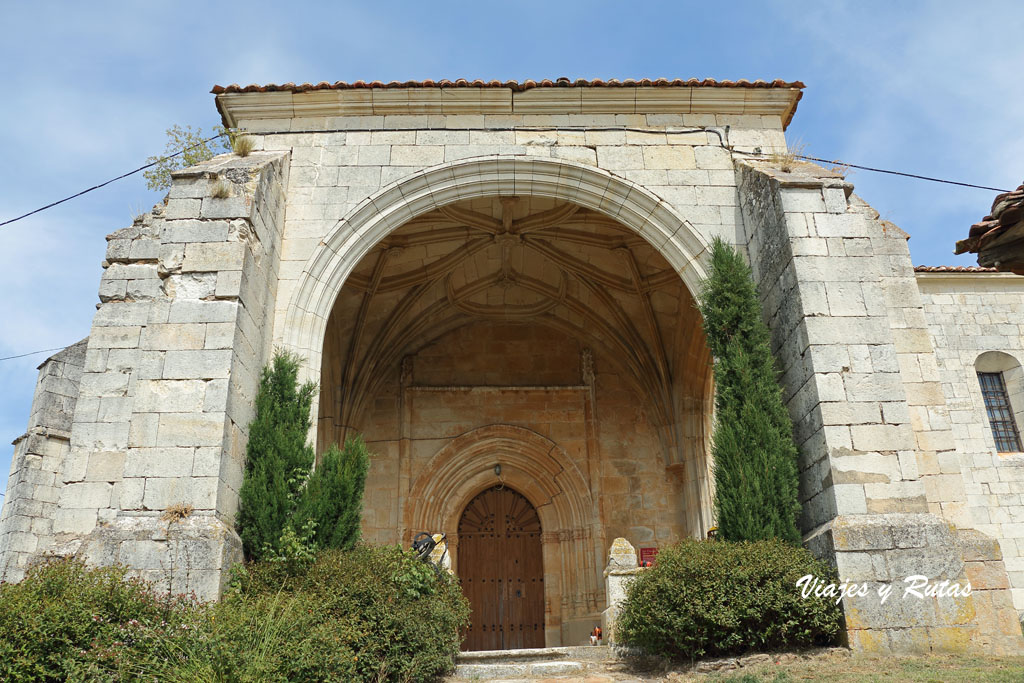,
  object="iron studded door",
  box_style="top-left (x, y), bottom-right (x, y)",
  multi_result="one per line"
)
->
top-left (458, 486), bottom-right (544, 650)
